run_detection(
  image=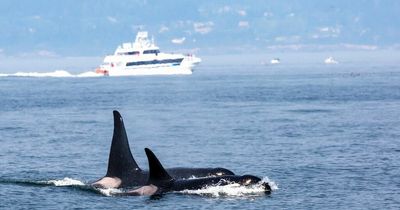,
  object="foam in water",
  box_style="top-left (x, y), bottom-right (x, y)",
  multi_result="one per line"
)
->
top-left (14, 70), bottom-right (72, 77)
top-left (0, 66), bottom-right (195, 77)
top-left (5, 177), bottom-right (122, 197)
top-left (261, 177), bottom-right (278, 191)
top-left (41, 177), bottom-right (121, 196)
top-left (0, 70), bottom-right (102, 78)
top-left (179, 177), bottom-right (278, 197)
top-left (45, 177), bottom-right (85, 186)
top-left (98, 188), bottom-right (124, 197)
